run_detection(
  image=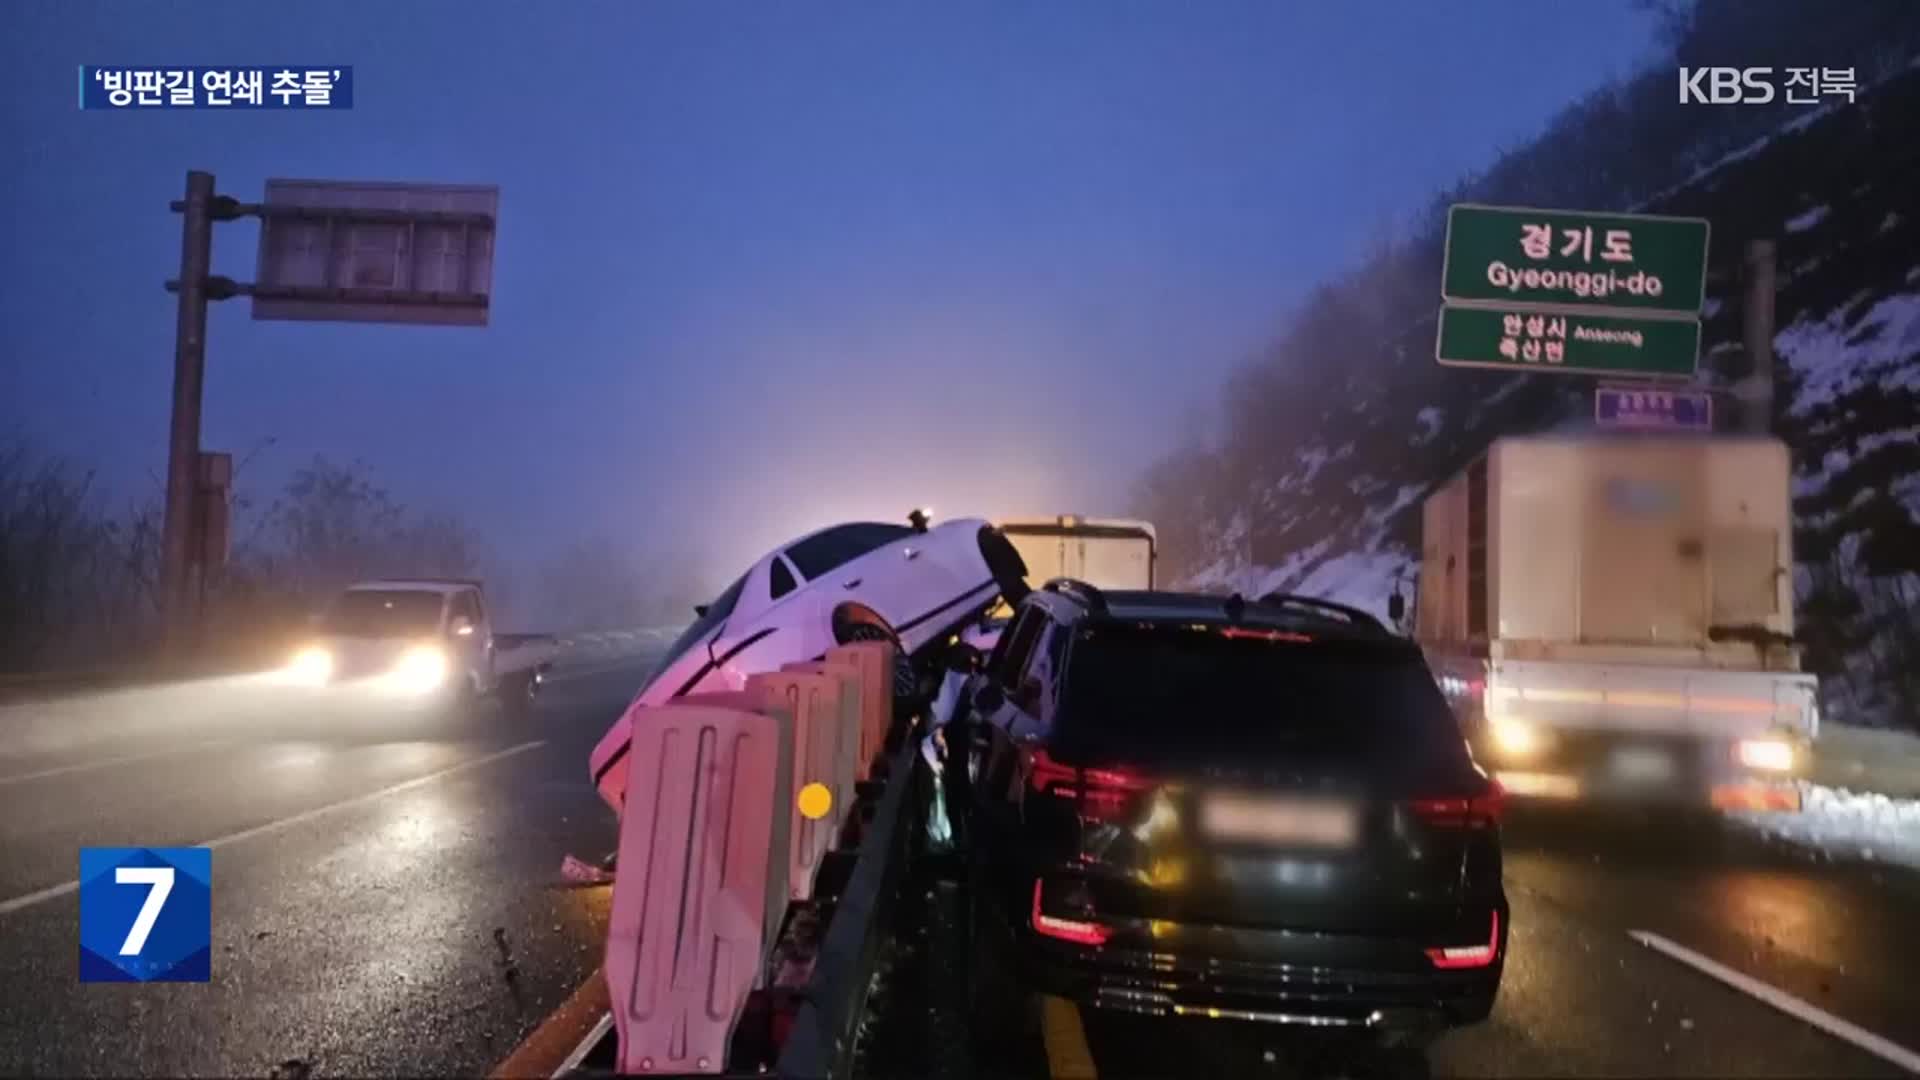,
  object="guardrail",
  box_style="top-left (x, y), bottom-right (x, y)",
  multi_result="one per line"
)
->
top-left (558, 640), bottom-right (922, 1080)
